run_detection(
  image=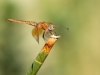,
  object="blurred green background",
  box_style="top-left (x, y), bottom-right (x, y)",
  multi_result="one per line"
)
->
top-left (0, 0), bottom-right (100, 75)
